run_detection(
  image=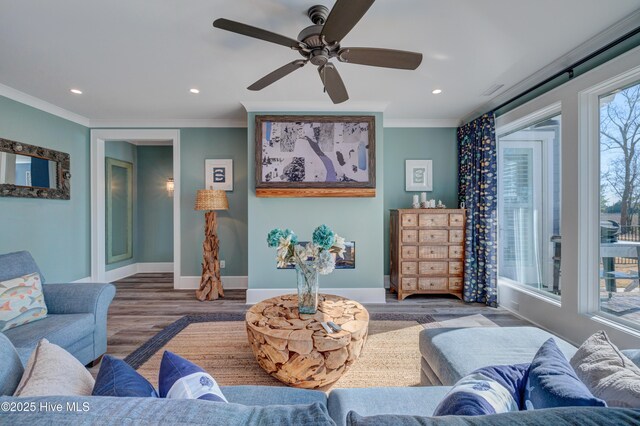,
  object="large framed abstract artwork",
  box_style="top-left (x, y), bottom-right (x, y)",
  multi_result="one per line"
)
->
top-left (255, 115), bottom-right (376, 197)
